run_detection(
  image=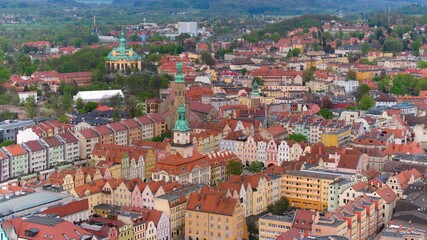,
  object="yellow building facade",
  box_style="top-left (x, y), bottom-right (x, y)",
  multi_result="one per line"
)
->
top-left (281, 170), bottom-right (340, 211)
